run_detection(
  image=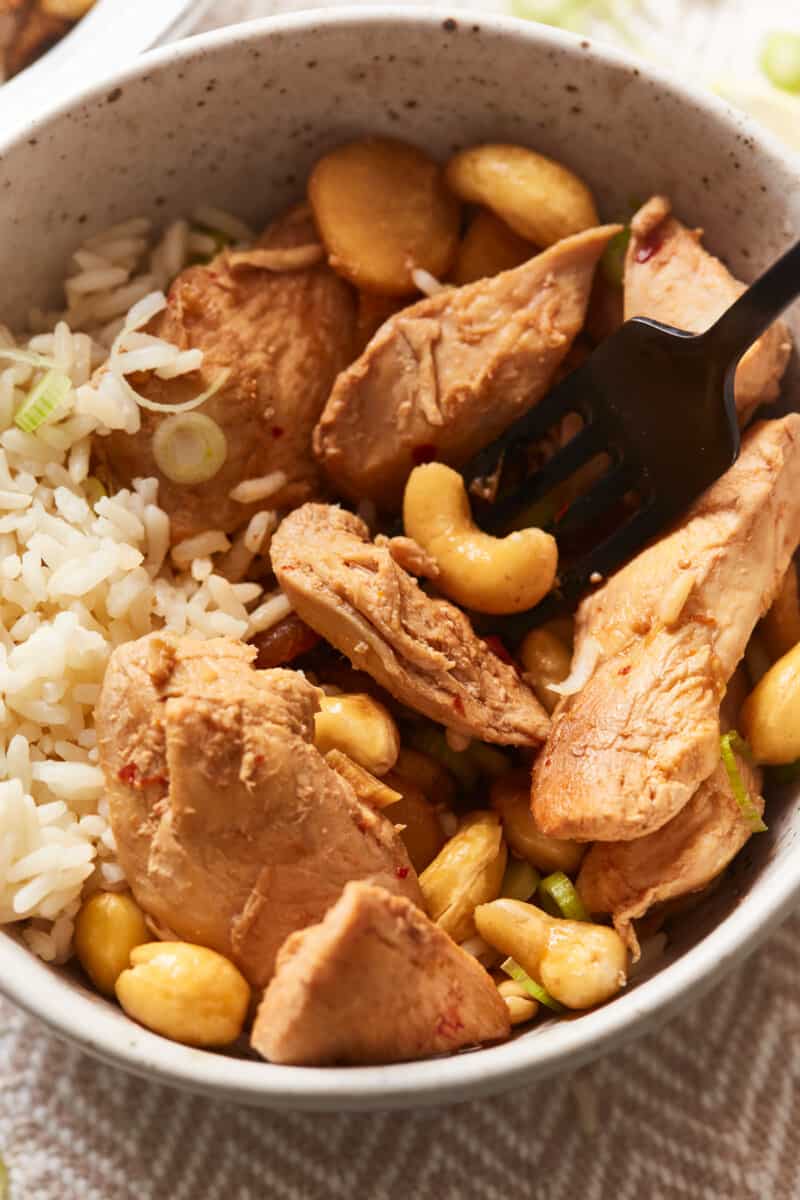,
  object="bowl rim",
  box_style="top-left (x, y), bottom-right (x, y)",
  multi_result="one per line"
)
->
top-left (0, 0), bottom-right (213, 146)
top-left (1, 5), bottom-right (799, 1111)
